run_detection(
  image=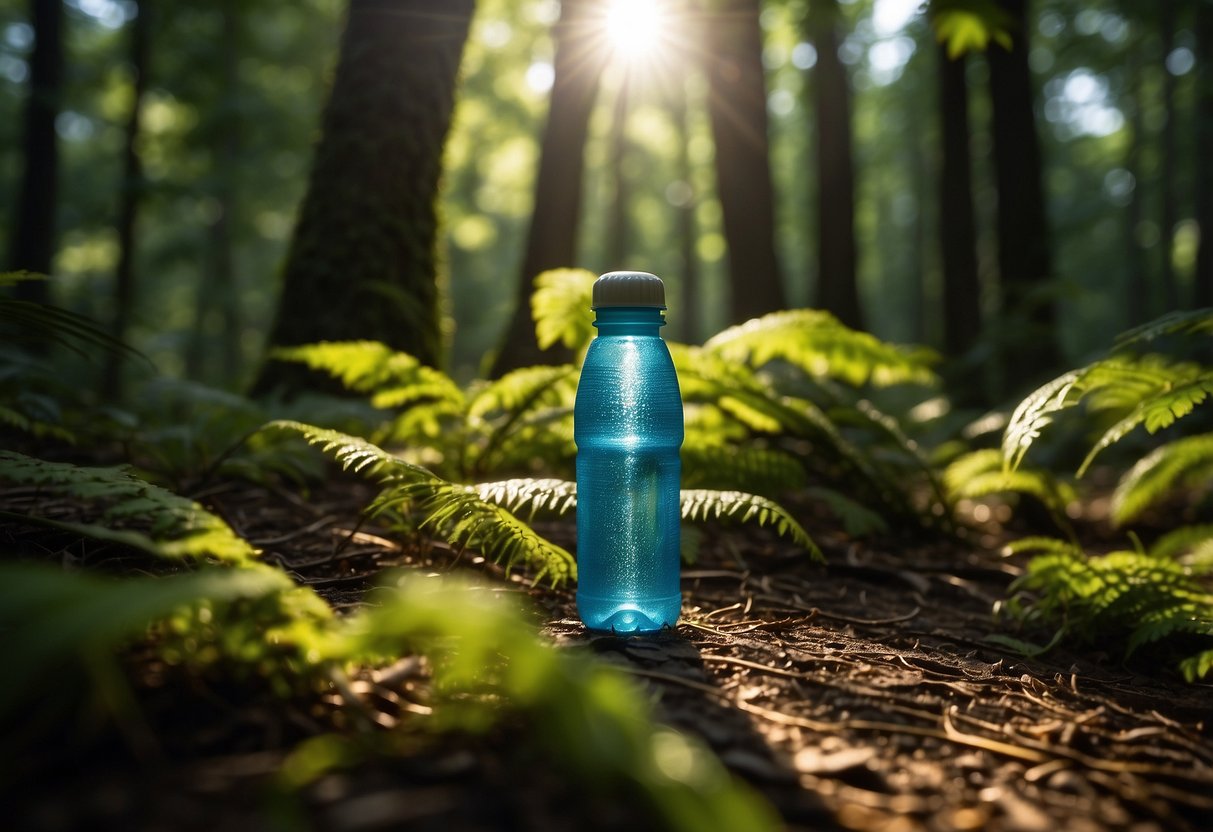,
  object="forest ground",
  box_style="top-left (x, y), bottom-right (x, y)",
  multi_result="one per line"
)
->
top-left (8, 476), bottom-right (1213, 832)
